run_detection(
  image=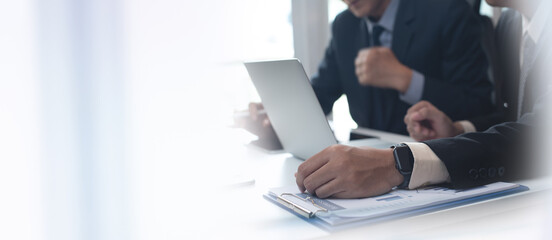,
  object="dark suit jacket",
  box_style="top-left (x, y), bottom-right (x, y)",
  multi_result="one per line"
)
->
top-left (425, 10), bottom-right (552, 189)
top-left (468, 9), bottom-right (522, 131)
top-left (311, 0), bottom-right (493, 135)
